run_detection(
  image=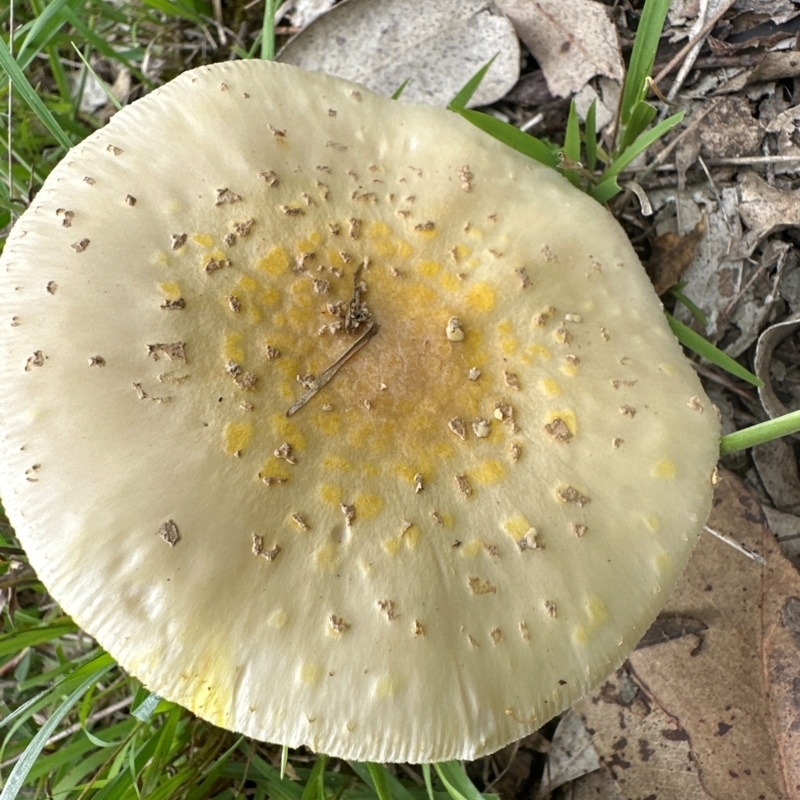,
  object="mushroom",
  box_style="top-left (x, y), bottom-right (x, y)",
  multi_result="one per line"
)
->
top-left (0, 60), bottom-right (719, 763)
